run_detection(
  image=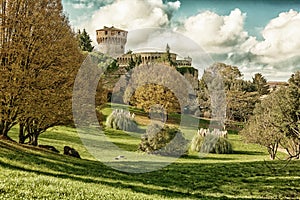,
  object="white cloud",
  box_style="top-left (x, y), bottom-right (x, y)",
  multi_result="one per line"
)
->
top-left (179, 8), bottom-right (300, 81)
top-left (251, 9), bottom-right (300, 63)
top-left (79, 0), bottom-right (180, 44)
top-left (181, 8), bottom-right (253, 54)
top-left (221, 9), bottom-right (300, 81)
top-left (167, 1), bottom-right (181, 10)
